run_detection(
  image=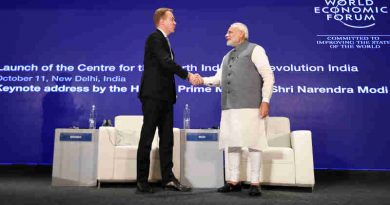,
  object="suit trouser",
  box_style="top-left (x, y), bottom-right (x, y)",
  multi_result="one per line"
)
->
top-left (137, 98), bottom-right (175, 184)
